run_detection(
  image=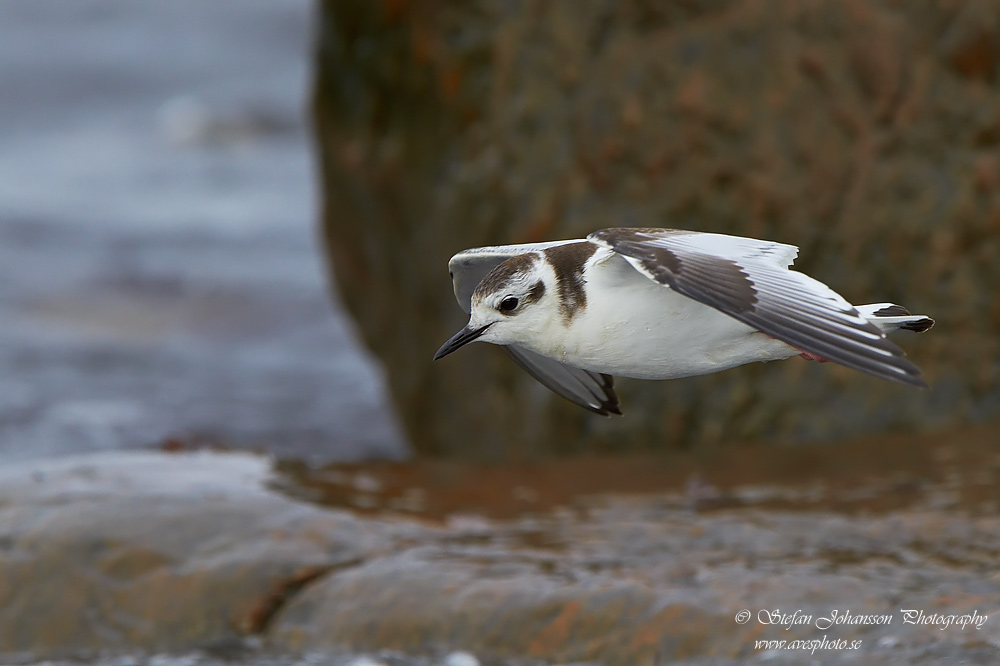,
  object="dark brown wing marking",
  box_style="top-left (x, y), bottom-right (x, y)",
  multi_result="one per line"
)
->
top-left (543, 242), bottom-right (597, 323)
top-left (628, 241), bottom-right (759, 314)
top-left (590, 228), bottom-right (927, 387)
